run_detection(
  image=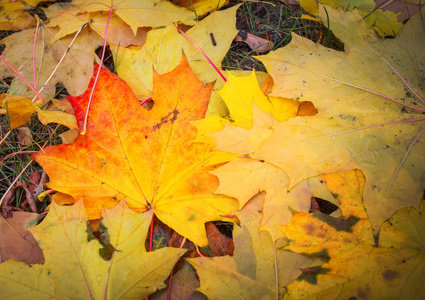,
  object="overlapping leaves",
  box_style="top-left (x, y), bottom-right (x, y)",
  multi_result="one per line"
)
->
top-left (0, 201), bottom-right (186, 298)
top-left (281, 170), bottom-right (425, 300)
top-left (209, 4), bottom-right (425, 234)
top-left (34, 56), bottom-right (238, 246)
